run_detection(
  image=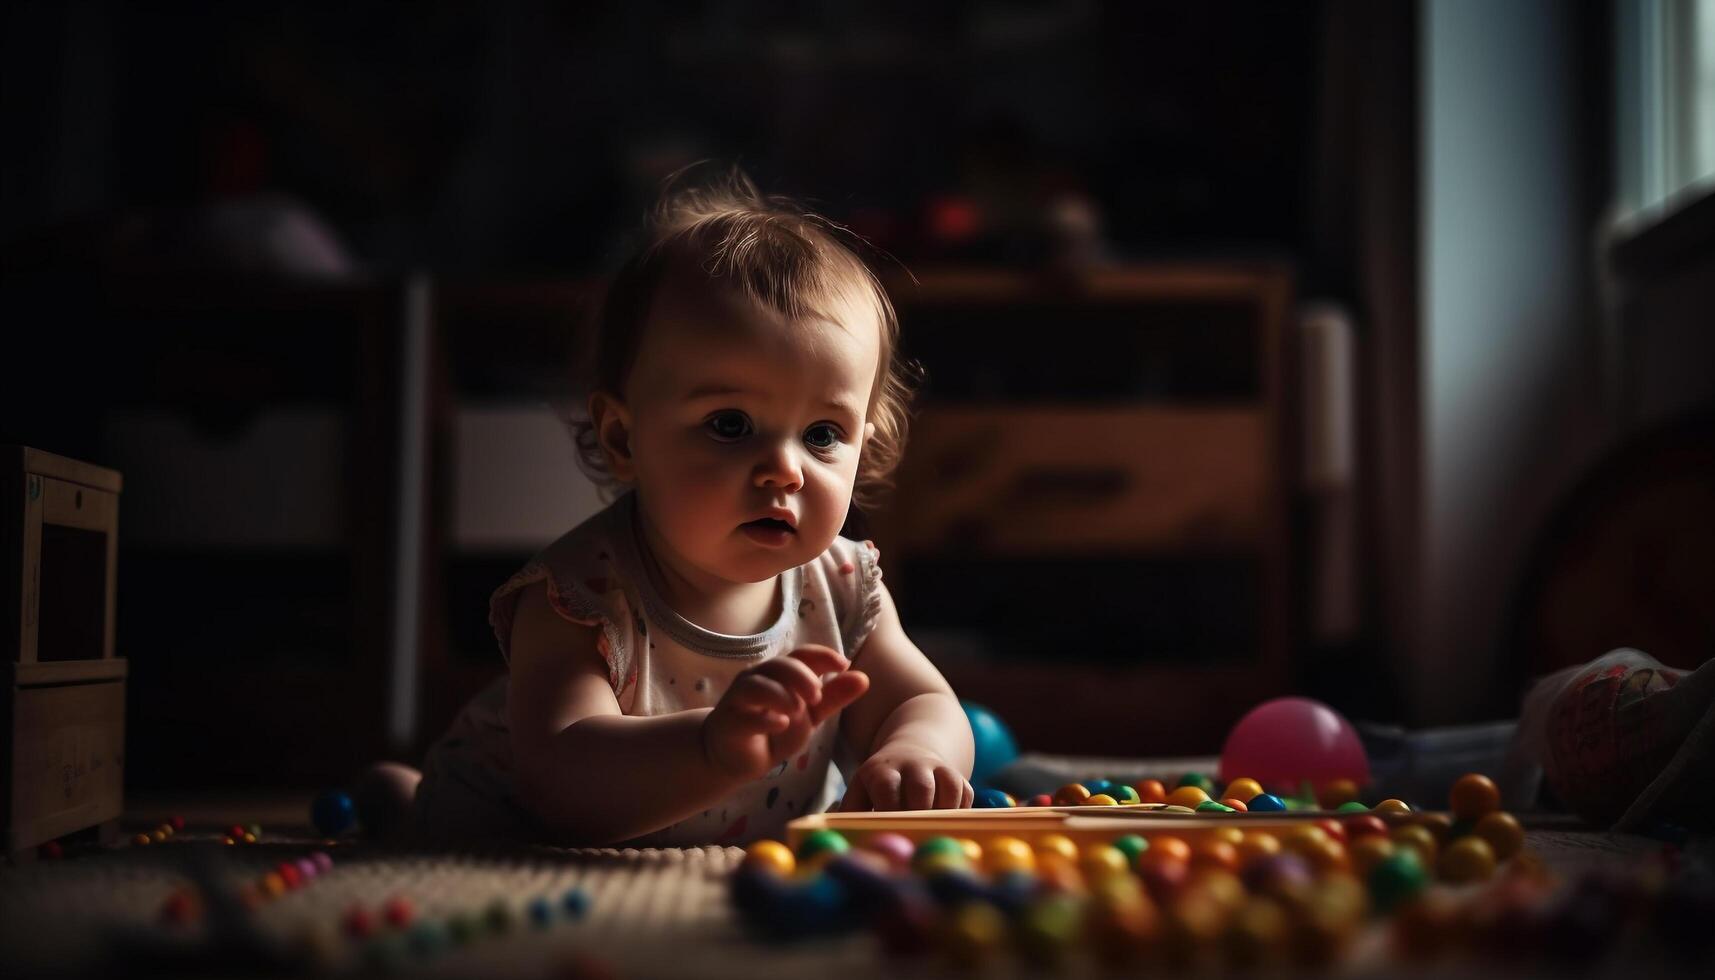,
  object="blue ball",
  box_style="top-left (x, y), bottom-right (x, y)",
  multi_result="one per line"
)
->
top-left (1084, 779), bottom-right (1115, 797)
top-left (311, 789), bottom-right (357, 836)
top-left (974, 787), bottom-right (1014, 808)
top-left (961, 700), bottom-right (1019, 785)
top-left (1248, 793), bottom-right (1287, 812)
